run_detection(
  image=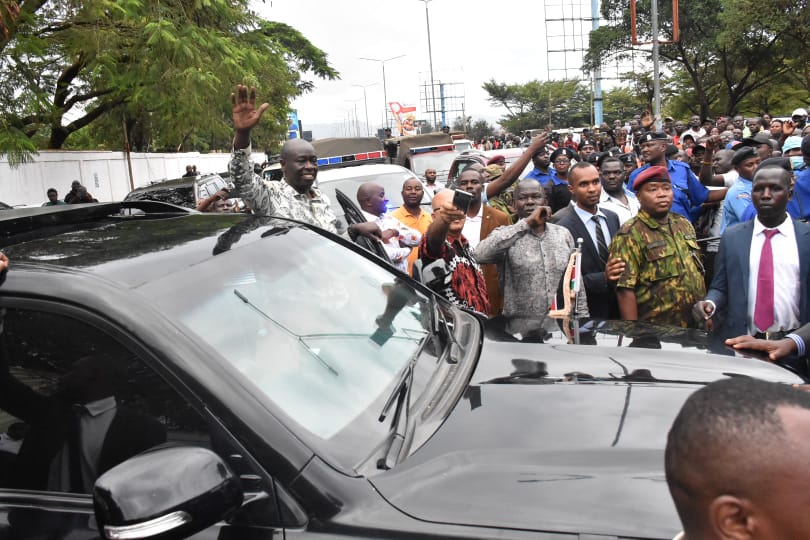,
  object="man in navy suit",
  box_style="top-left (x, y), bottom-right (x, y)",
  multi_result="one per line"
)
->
top-left (551, 162), bottom-right (625, 319)
top-left (694, 162), bottom-right (810, 341)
